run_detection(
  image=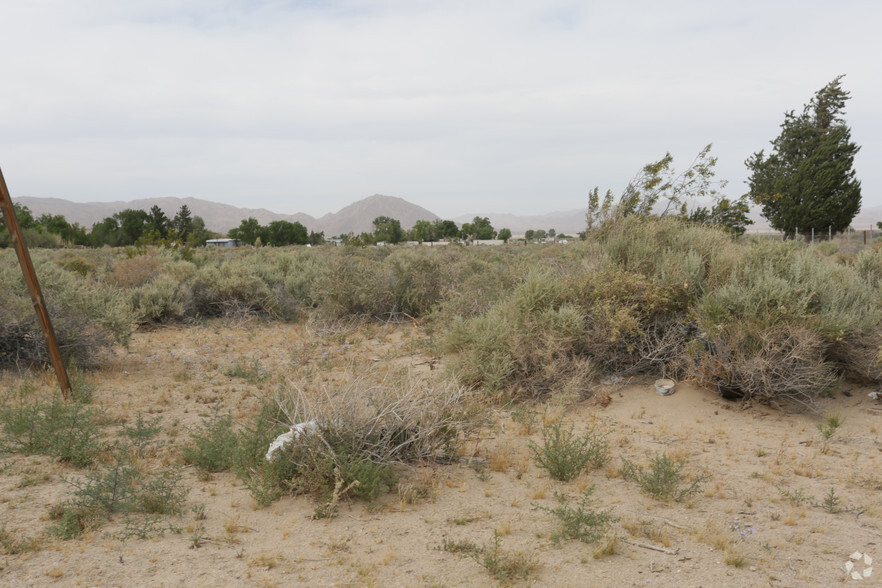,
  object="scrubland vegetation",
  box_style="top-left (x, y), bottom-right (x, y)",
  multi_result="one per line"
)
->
top-left (1, 216), bottom-right (881, 584)
top-left (4, 216), bottom-right (879, 407)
